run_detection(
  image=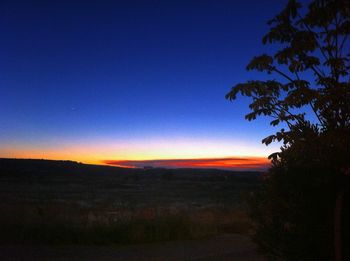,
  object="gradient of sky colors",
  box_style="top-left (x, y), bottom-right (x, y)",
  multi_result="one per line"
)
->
top-left (0, 0), bottom-right (285, 169)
